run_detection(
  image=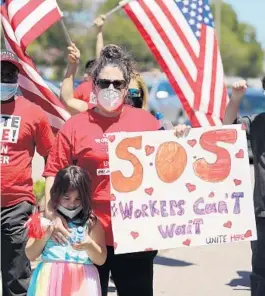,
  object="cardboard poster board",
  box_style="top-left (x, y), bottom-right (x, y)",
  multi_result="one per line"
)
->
top-left (108, 125), bottom-right (256, 254)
